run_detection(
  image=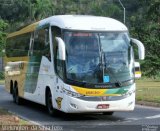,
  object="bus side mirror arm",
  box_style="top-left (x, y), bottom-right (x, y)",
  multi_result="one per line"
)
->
top-left (55, 37), bottom-right (66, 61)
top-left (131, 38), bottom-right (145, 60)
